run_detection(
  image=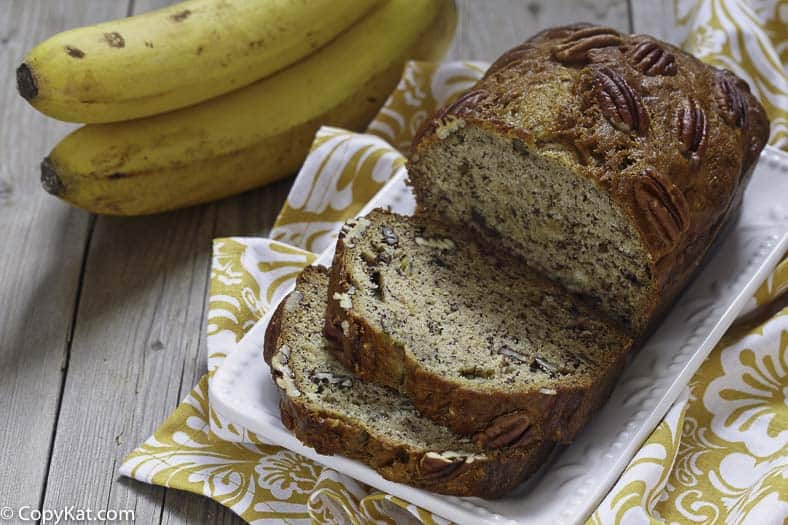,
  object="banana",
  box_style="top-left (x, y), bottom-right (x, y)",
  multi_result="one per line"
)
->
top-left (17, 0), bottom-right (382, 123)
top-left (42, 0), bottom-right (456, 216)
